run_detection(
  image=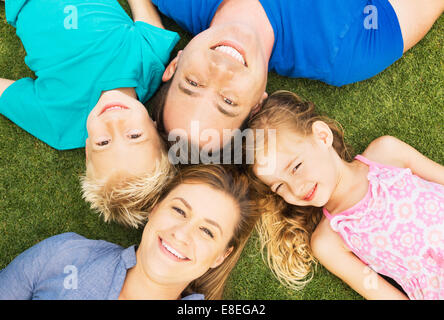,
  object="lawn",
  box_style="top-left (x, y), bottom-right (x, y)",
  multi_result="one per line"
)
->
top-left (0, 1), bottom-right (442, 300)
